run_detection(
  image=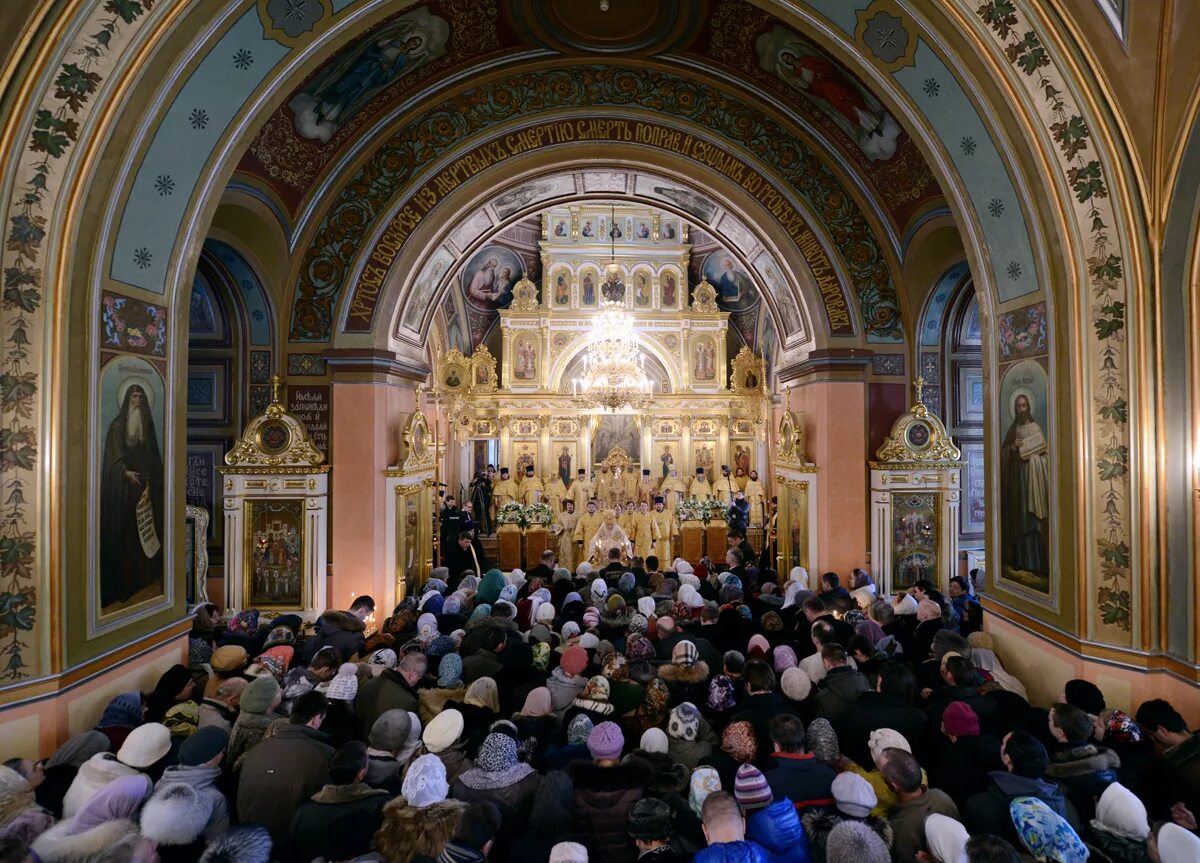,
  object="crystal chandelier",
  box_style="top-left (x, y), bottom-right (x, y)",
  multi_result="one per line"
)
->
top-left (573, 300), bottom-right (653, 412)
